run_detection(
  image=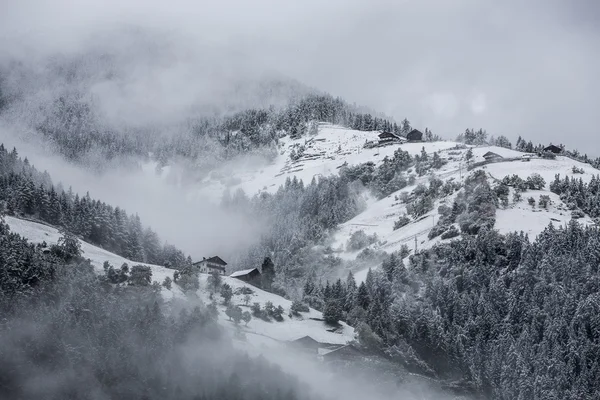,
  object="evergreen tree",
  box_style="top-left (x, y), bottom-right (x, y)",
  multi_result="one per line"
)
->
top-left (261, 256), bottom-right (275, 291)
